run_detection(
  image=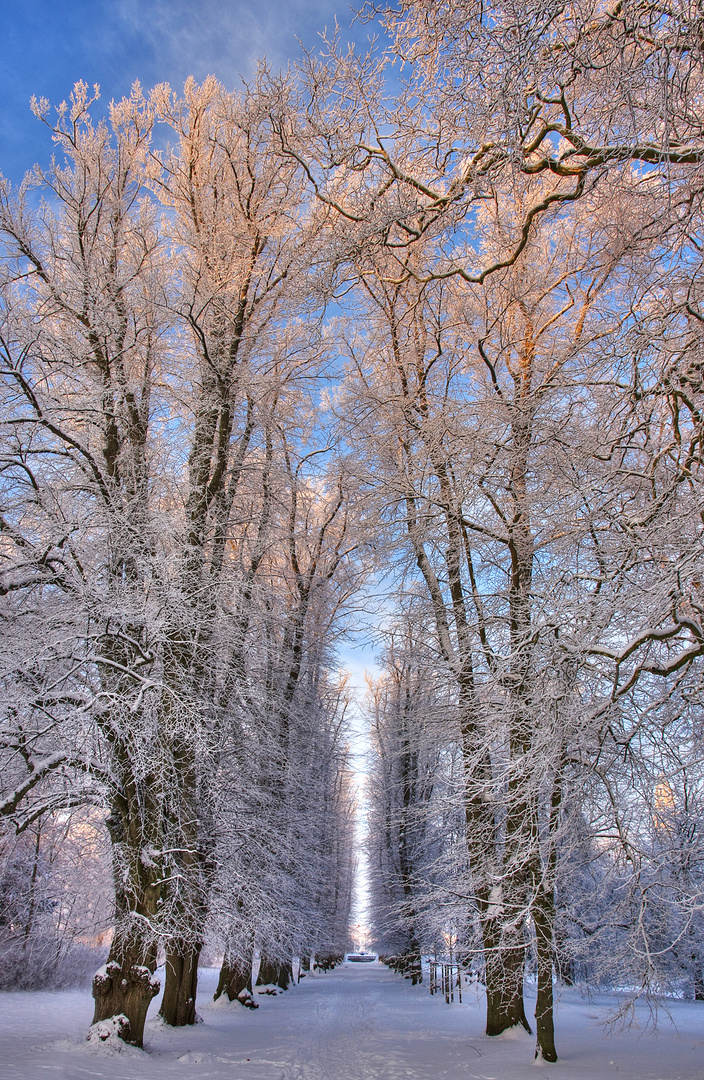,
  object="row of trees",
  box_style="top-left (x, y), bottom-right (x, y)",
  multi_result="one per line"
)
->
top-left (0, 77), bottom-right (357, 1045)
top-left (343, 0), bottom-right (704, 1064)
top-left (1, 0), bottom-right (703, 1064)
